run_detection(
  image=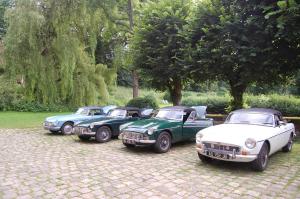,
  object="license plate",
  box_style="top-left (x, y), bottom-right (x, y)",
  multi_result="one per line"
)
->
top-left (206, 150), bottom-right (231, 159)
top-left (124, 139), bottom-right (135, 144)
